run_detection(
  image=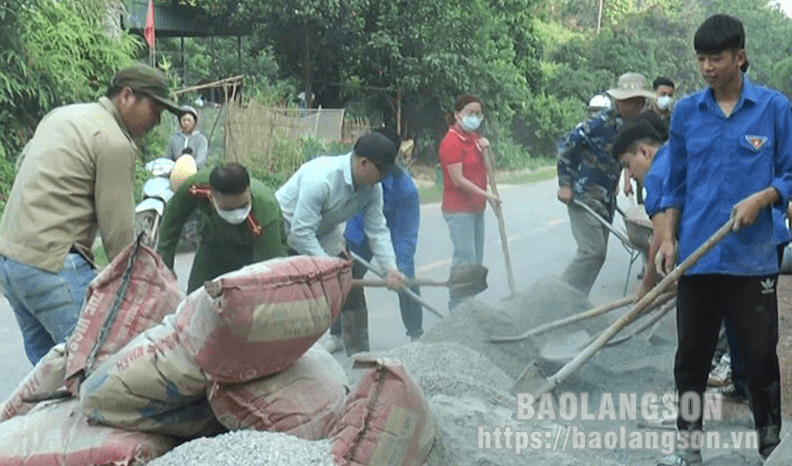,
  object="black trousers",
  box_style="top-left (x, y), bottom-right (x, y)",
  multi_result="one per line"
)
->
top-left (675, 274), bottom-right (781, 452)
